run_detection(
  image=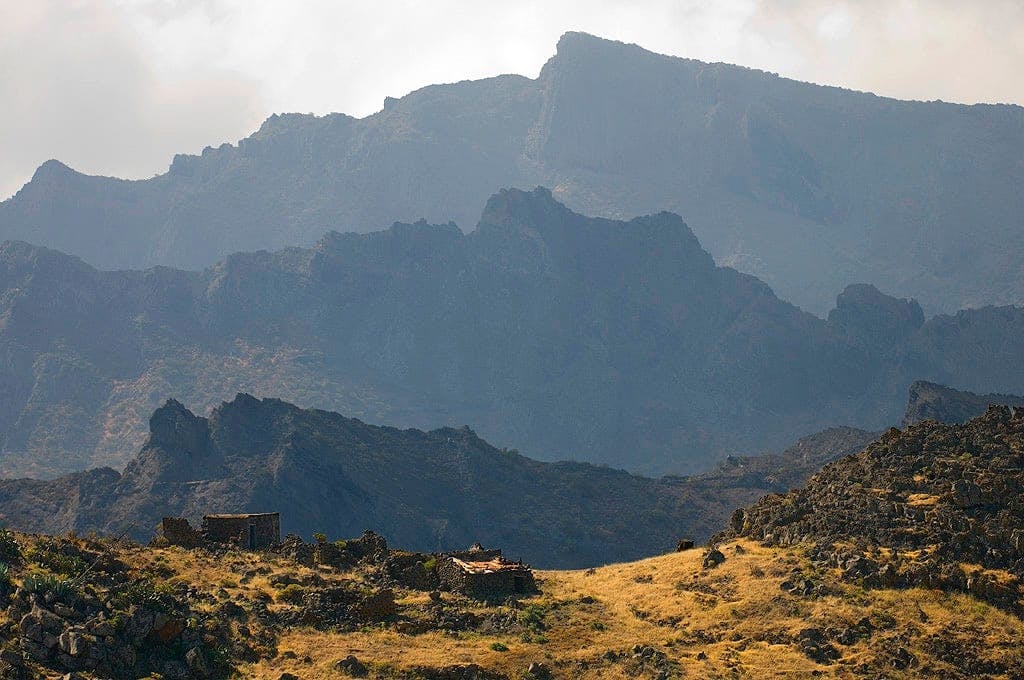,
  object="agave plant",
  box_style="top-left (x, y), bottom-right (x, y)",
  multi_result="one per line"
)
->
top-left (20, 572), bottom-right (72, 600)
